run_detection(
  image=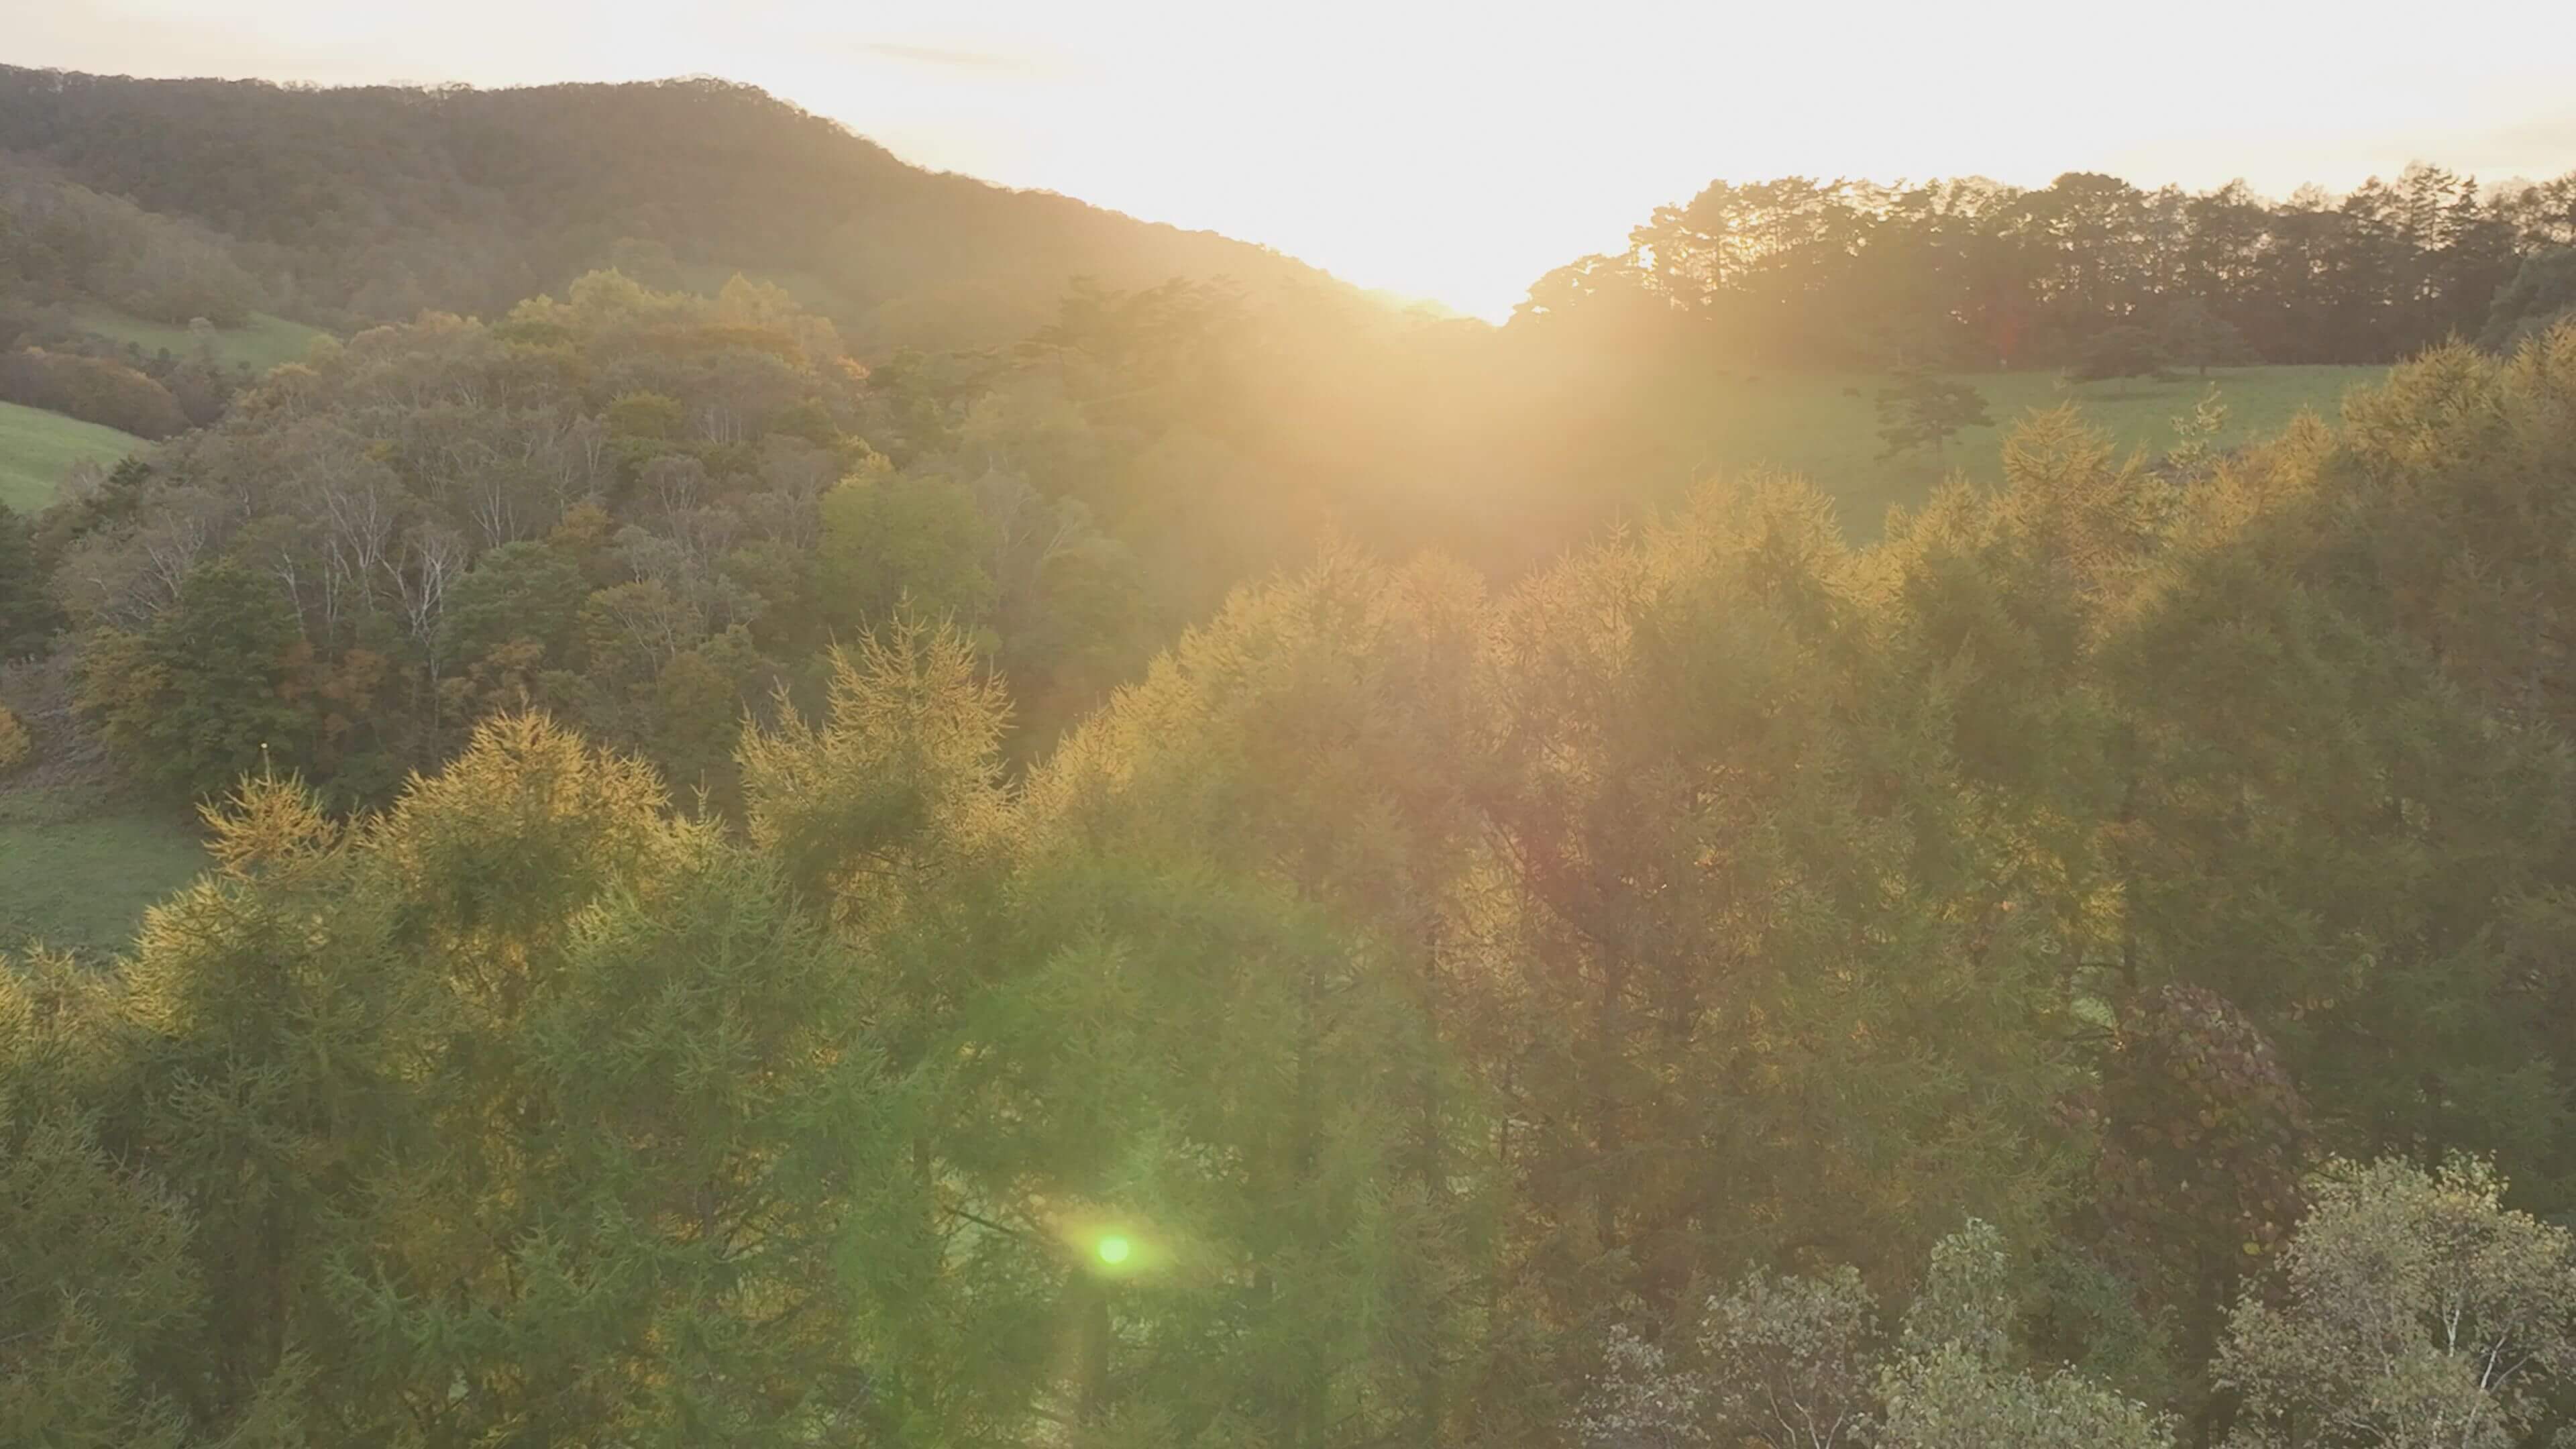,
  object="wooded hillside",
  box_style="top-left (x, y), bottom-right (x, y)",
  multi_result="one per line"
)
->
top-left (0, 67), bottom-right (1354, 351)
